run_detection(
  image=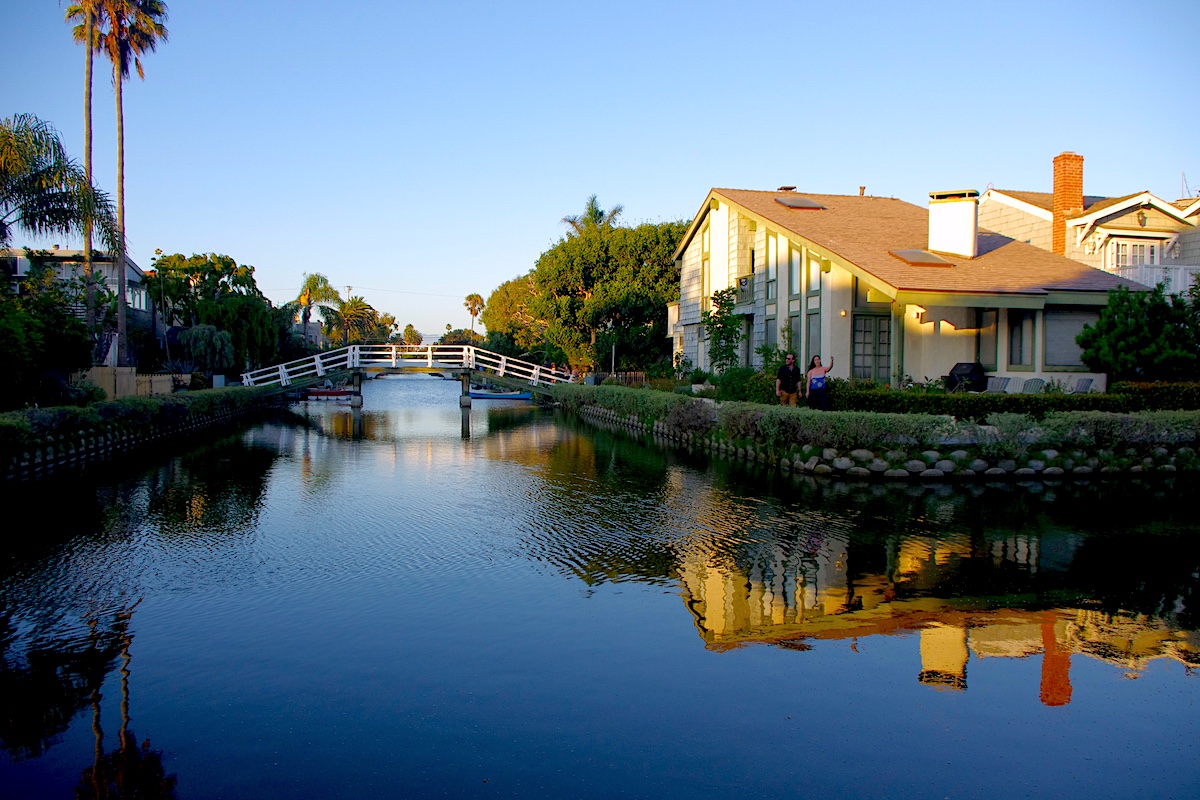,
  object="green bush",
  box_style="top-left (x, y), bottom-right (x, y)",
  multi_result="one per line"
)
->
top-left (1109, 381), bottom-right (1200, 410)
